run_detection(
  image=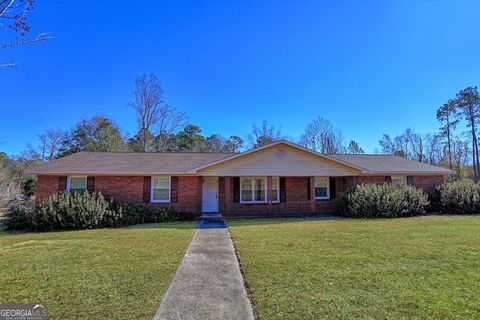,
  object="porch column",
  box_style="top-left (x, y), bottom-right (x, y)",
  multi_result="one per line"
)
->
top-left (224, 176), bottom-right (232, 214)
top-left (309, 176), bottom-right (316, 213)
top-left (267, 176), bottom-right (273, 212)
